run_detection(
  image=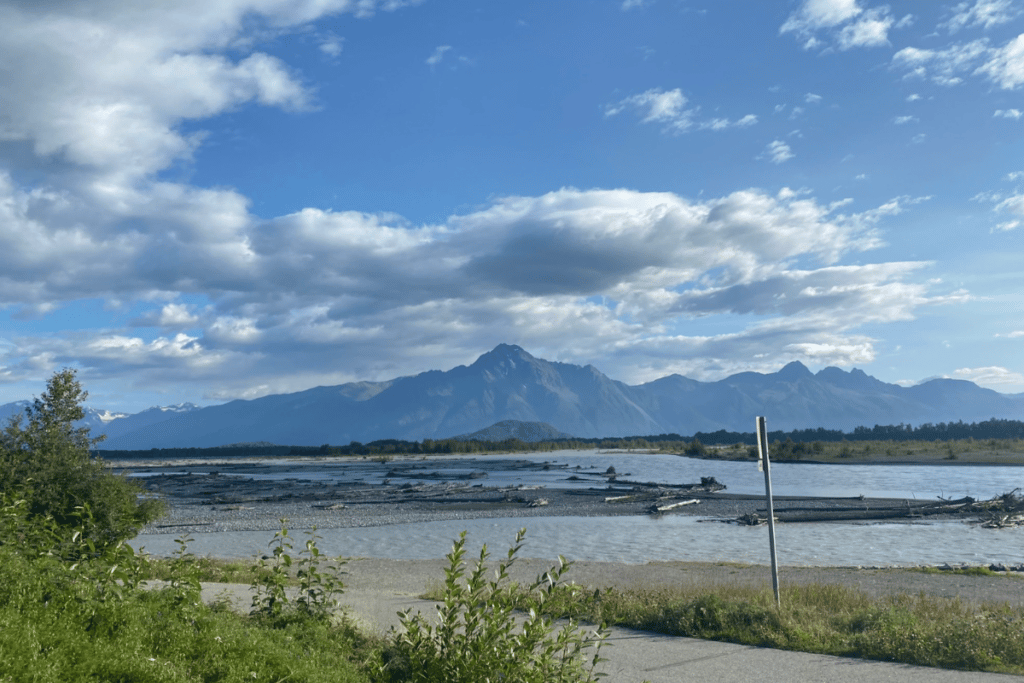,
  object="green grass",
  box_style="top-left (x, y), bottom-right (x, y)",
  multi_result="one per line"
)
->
top-left (0, 546), bottom-right (375, 683)
top-left (523, 579), bottom-right (1024, 674)
top-left (909, 565), bottom-right (1014, 578)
